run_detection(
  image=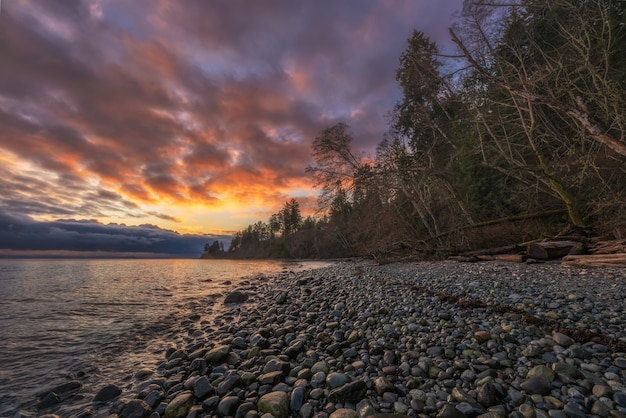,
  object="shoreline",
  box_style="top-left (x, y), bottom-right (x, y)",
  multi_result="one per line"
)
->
top-left (31, 260), bottom-right (626, 418)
